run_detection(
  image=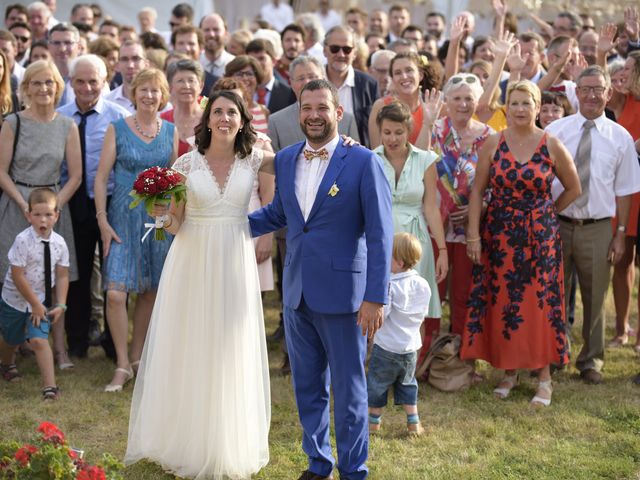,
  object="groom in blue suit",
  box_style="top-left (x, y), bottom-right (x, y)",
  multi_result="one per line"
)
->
top-left (250, 79), bottom-right (393, 480)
